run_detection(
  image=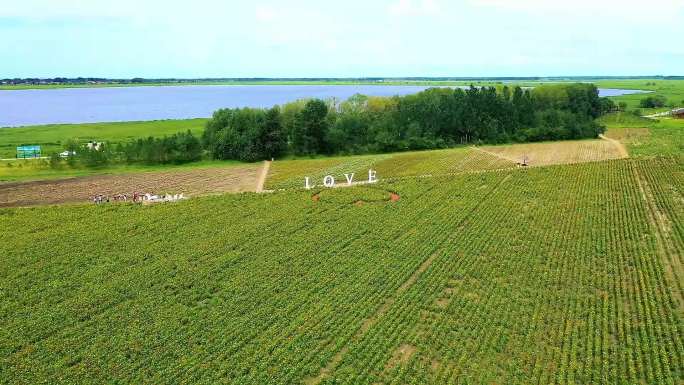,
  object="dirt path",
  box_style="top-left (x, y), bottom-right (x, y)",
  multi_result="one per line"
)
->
top-left (256, 160), bottom-right (271, 193)
top-left (471, 146), bottom-right (520, 164)
top-left (599, 134), bottom-right (629, 158)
